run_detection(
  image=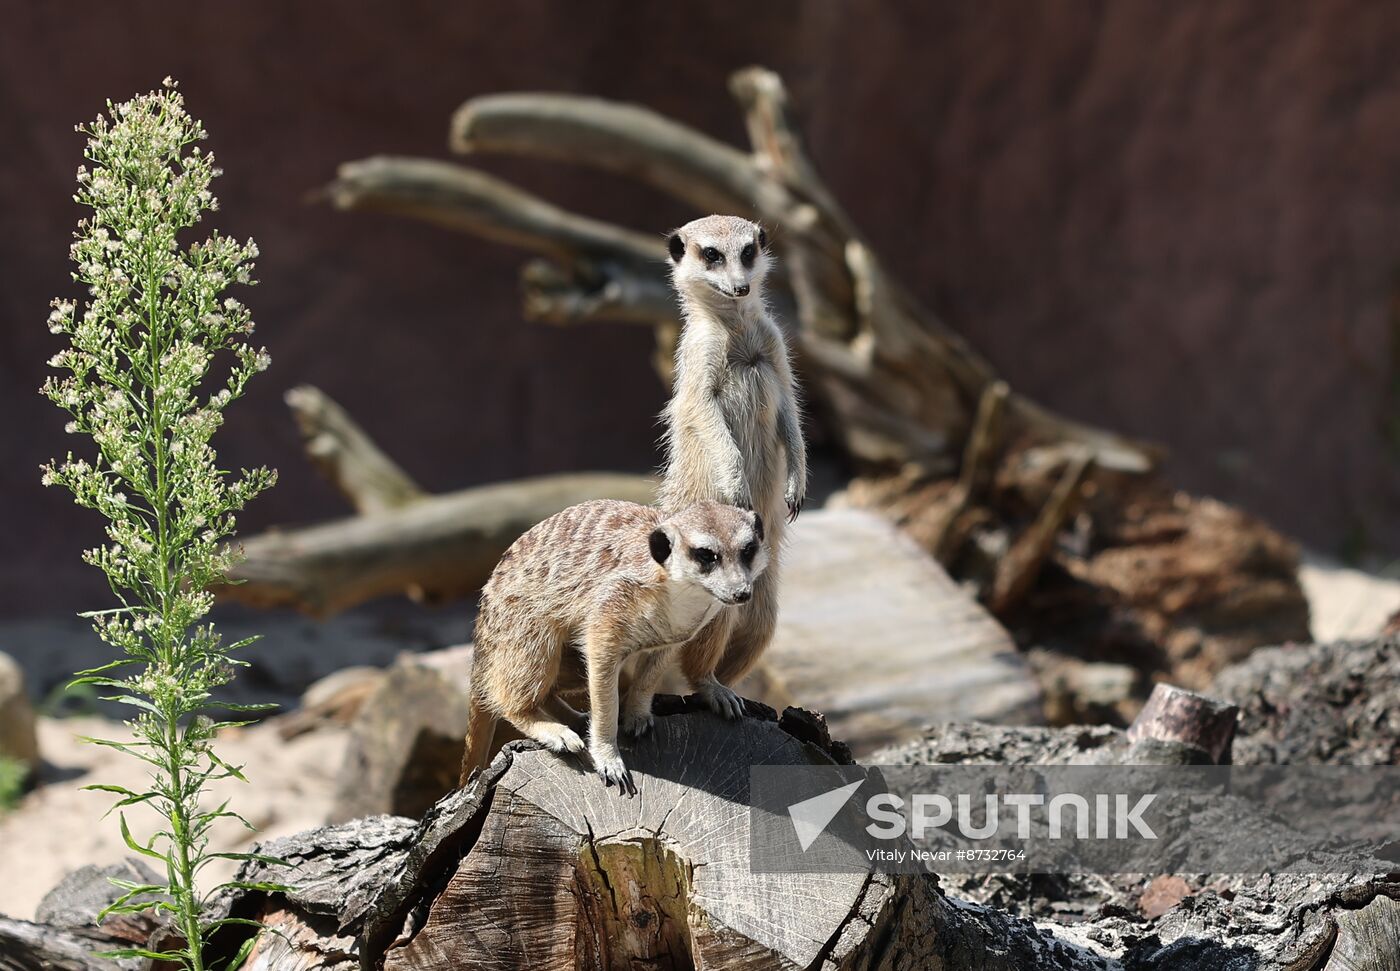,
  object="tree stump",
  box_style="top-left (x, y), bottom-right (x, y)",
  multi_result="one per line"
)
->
top-left (359, 700), bottom-right (1114, 971)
